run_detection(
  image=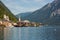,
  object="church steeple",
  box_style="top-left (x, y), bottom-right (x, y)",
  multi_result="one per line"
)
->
top-left (19, 16), bottom-right (21, 22)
